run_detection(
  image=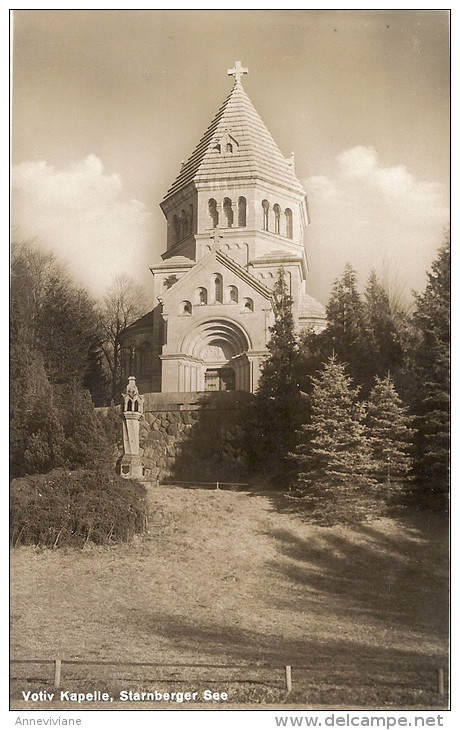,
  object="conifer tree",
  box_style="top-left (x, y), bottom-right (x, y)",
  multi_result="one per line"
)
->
top-left (10, 240), bottom-right (115, 476)
top-left (62, 386), bottom-right (118, 470)
top-left (363, 270), bottom-right (405, 381)
top-left (410, 234), bottom-right (450, 506)
top-left (23, 398), bottom-right (66, 475)
top-left (36, 275), bottom-right (105, 409)
top-left (292, 356), bottom-right (377, 522)
top-left (366, 375), bottom-right (413, 496)
top-left (247, 268), bottom-right (303, 483)
top-left (257, 268), bottom-right (298, 402)
top-left (314, 264), bottom-right (373, 390)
